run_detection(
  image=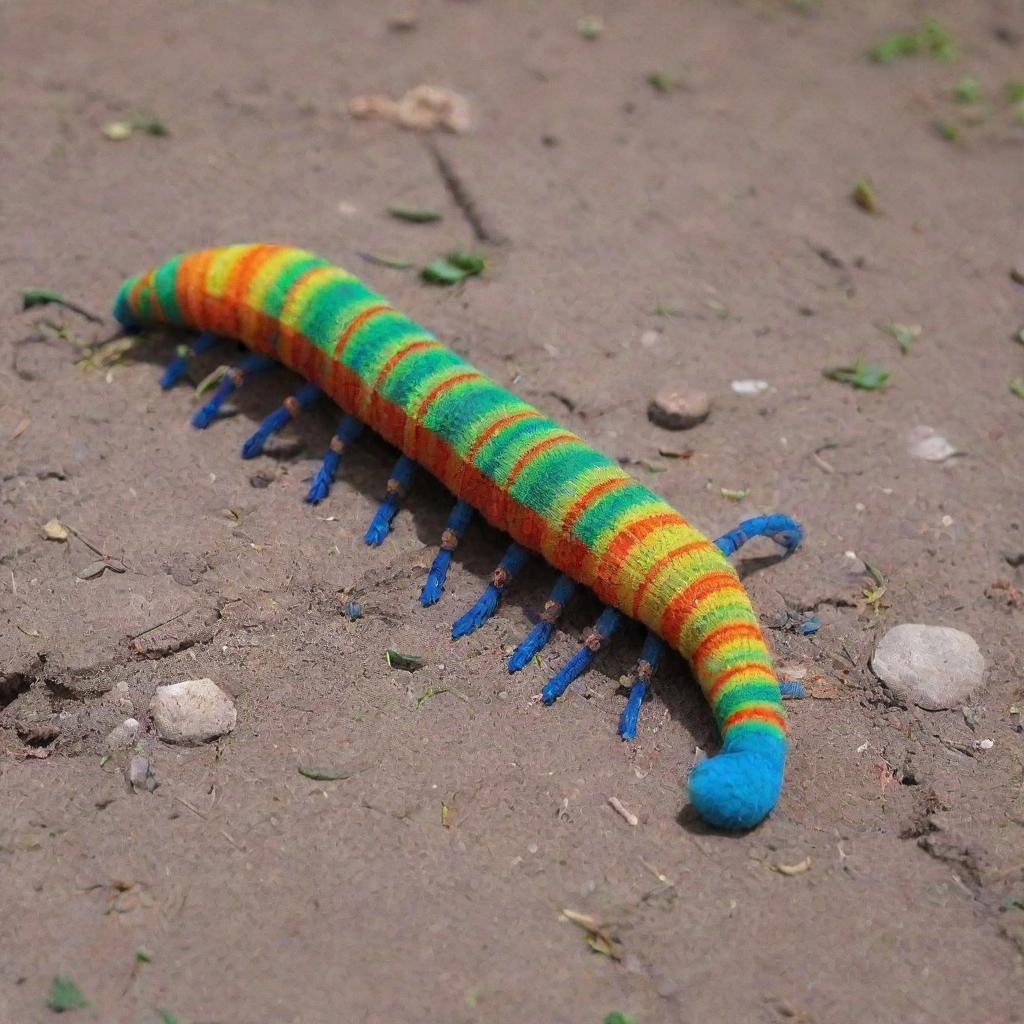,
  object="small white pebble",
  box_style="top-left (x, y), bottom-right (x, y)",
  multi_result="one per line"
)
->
top-left (855, 502), bottom-right (866, 513)
top-left (527, 842), bottom-right (539, 854)
top-left (845, 550), bottom-right (858, 560)
top-left (336, 200), bottom-right (358, 217)
top-left (941, 515), bottom-right (953, 527)
top-left (975, 738), bottom-right (994, 750)
top-left (639, 329), bottom-right (660, 348)
top-left (731, 379), bottom-right (769, 395)
top-left (856, 741), bottom-right (870, 753)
